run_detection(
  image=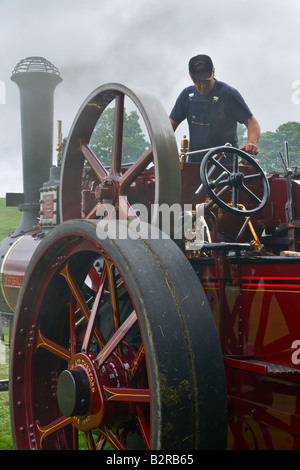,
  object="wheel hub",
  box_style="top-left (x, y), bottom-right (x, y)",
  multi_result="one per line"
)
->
top-left (229, 171), bottom-right (244, 187)
top-left (58, 353), bottom-right (105, 431)
top-left (57, 369), bottom-right (90, 417)
top-left (56, 347), bottom-right (139, 432)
